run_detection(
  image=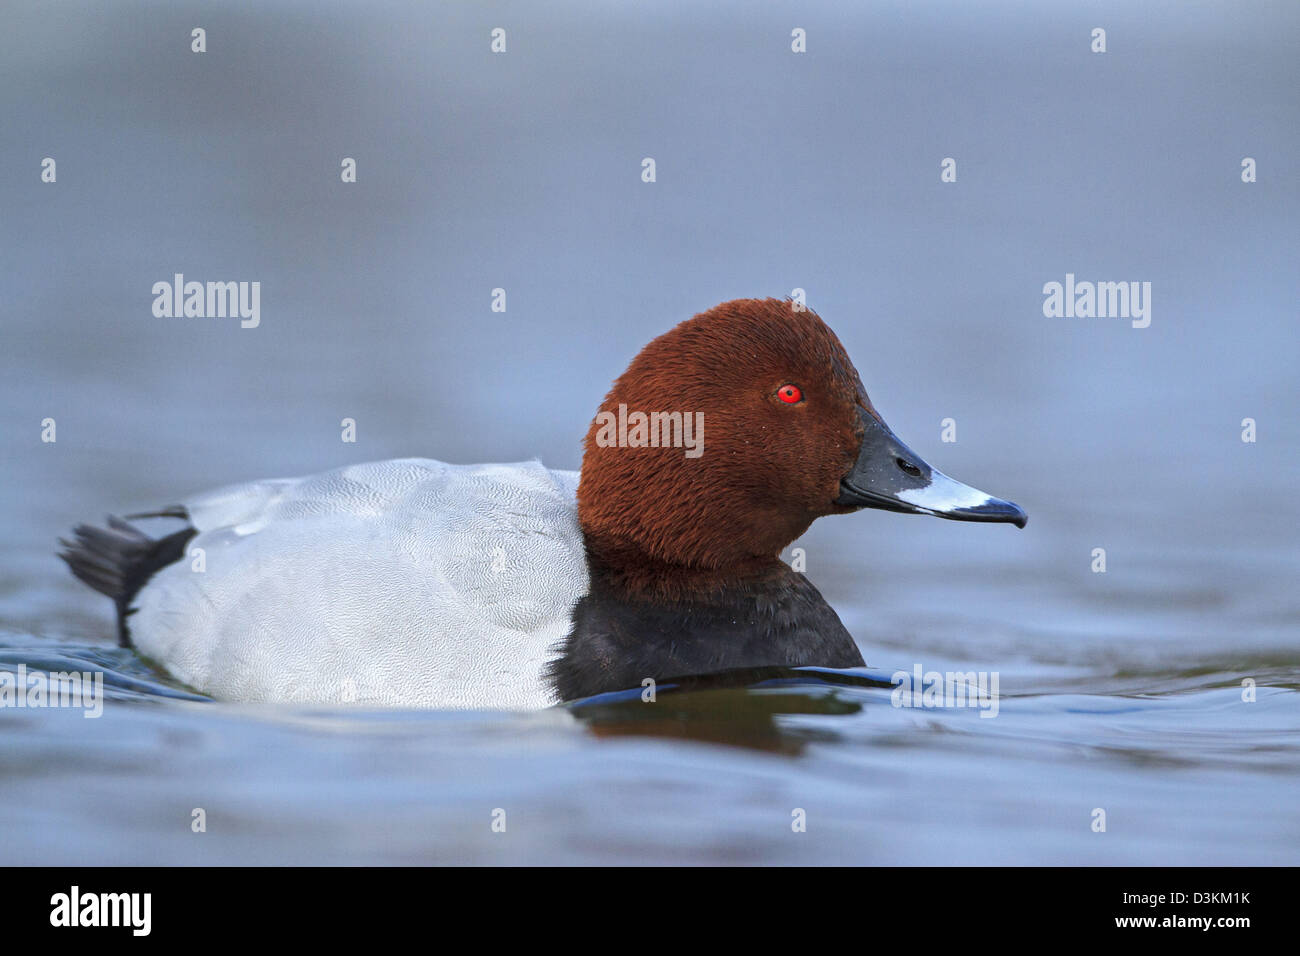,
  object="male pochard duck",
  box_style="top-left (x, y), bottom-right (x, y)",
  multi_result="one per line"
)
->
top-left (61, 298), bottom-right (1025, 709)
